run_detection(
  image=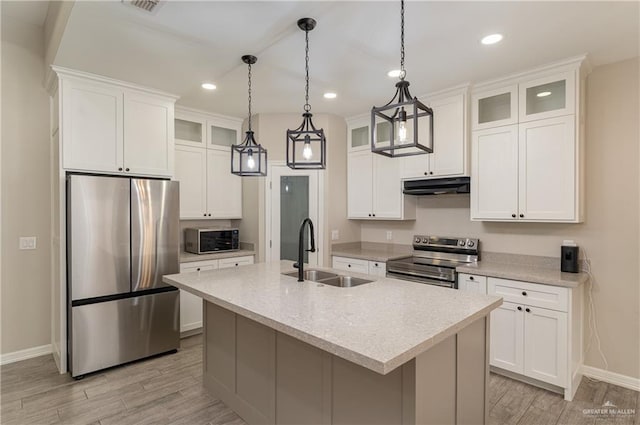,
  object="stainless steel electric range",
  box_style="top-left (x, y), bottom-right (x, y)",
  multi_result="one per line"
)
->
top-left (386, 235), bottom-right (479, 288)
